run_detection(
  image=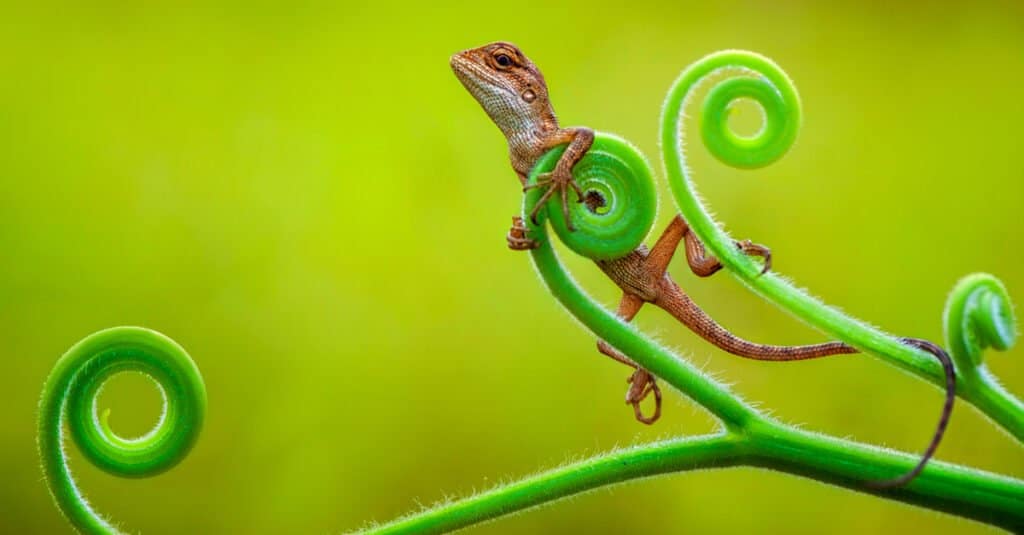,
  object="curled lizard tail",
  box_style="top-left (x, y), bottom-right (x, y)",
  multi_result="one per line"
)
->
top-left (868, 337), bottom-right (956, 488)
